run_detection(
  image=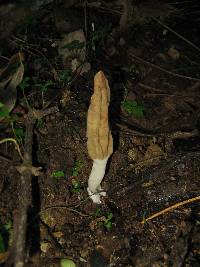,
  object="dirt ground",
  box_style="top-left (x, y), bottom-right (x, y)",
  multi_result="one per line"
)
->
top-left (0, 1), bottom-right (200, 266)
